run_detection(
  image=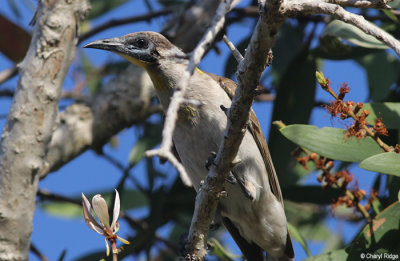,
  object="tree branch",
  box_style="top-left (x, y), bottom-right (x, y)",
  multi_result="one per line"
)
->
top-left (41, 65), bottom-right (160, 176)
top-left (324, 0), bottom-right (392, 9)
top-left (0, 0), bottom-right (90, 259)
top-left (0, 66), bottom-right (17, 85)
top-left (184, 0), bottom-right (285, 259)
top-left (280, 0), bottom-right (400, 56)
top-left (78, 8), bottom-right (173, 44)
